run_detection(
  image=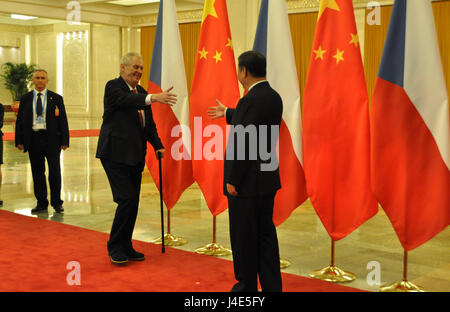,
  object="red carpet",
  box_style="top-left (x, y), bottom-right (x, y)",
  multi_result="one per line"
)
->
top-left (3, 132), bottom-right (15, 141)
top-left (3, 129), bottom-right (100, 141)
top-left (67, 129), bottom-right (100, 137)
top-left (0, 210), bottom-right (364, 292)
